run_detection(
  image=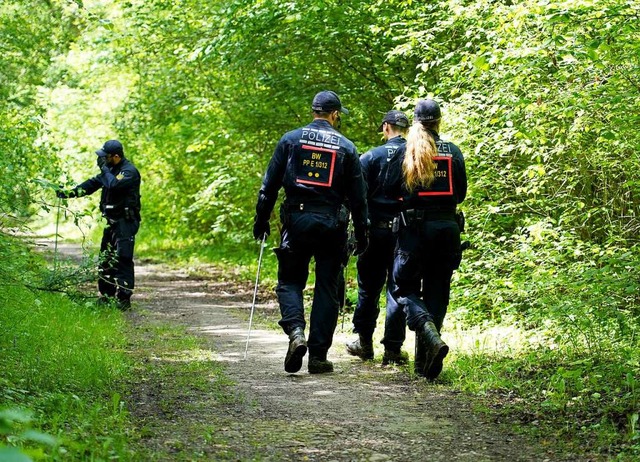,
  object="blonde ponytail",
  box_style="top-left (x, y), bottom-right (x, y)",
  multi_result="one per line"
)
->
top-left (402, 123), bottom-right (437, 193)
